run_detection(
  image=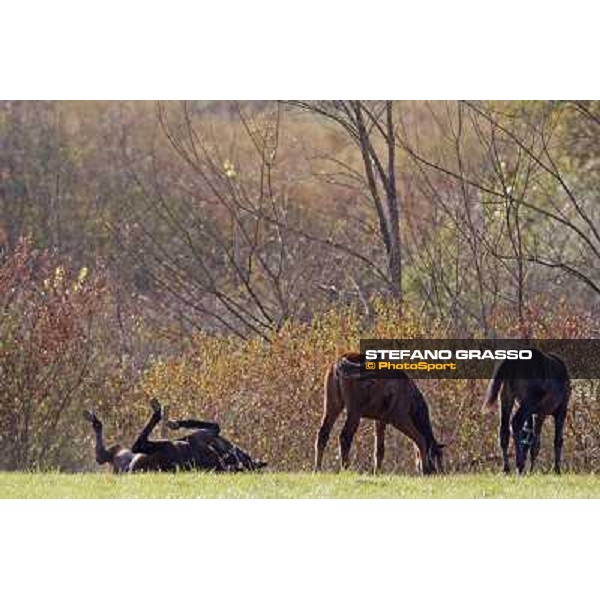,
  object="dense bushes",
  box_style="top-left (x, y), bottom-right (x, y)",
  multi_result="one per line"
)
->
top-left (3, 101), bottom-right (600, 474)
top-left (2, 244), bottom-right (598, 473)
top-left (140, 301), bottom-right (600, 474)
top-left (0, 241), bottom-right (144, 470)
